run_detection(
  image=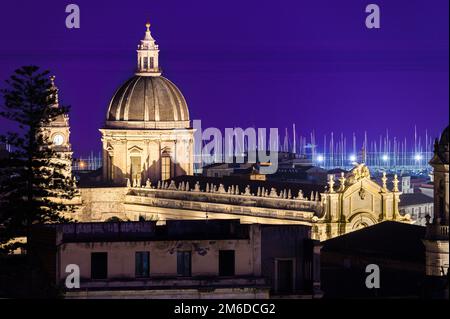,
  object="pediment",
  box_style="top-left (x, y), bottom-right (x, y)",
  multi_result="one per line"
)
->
top-left (128, 145), bottom-right (143, 154)
top-left (343, 178), bottom-right (383, 200)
